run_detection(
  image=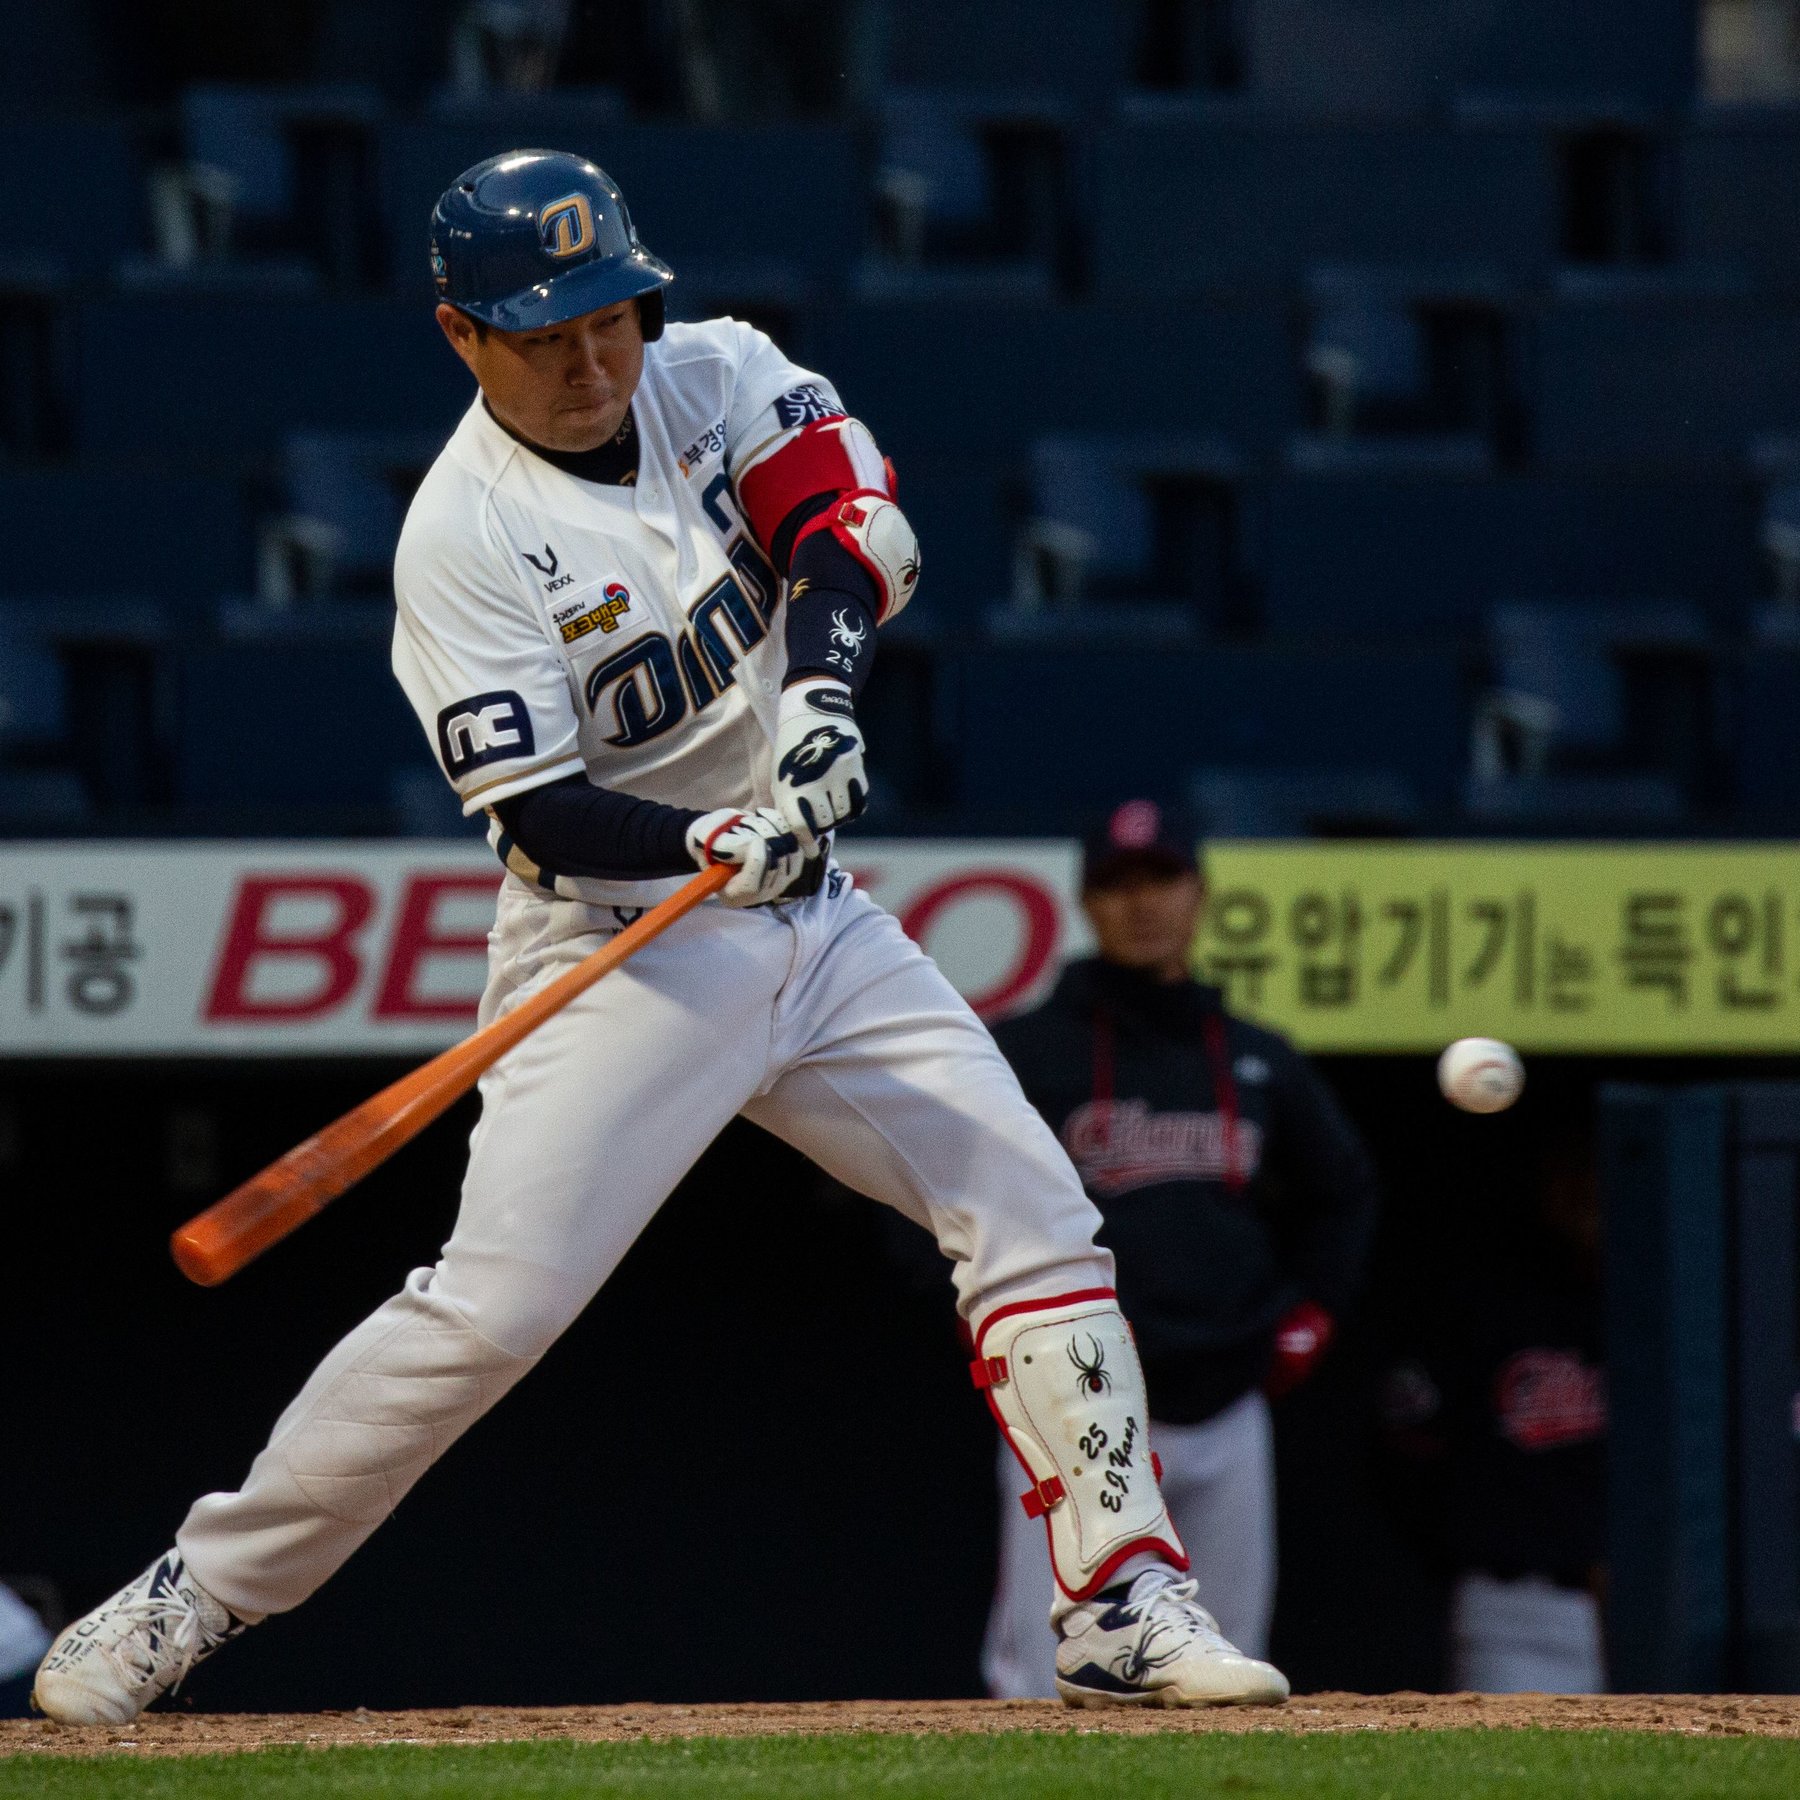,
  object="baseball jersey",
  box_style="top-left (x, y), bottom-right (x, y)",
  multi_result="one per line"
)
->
top-left (392, 317), bottom-right (846, 909)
